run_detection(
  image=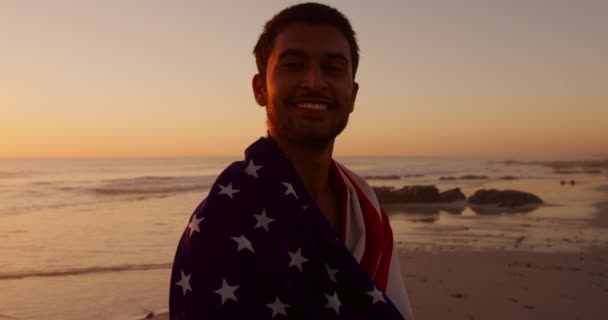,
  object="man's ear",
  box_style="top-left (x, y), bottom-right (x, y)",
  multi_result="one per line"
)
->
top-left (252, 74), bottom-right (267, 106)
top-left (349, 81), bottom-right (359, 113)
